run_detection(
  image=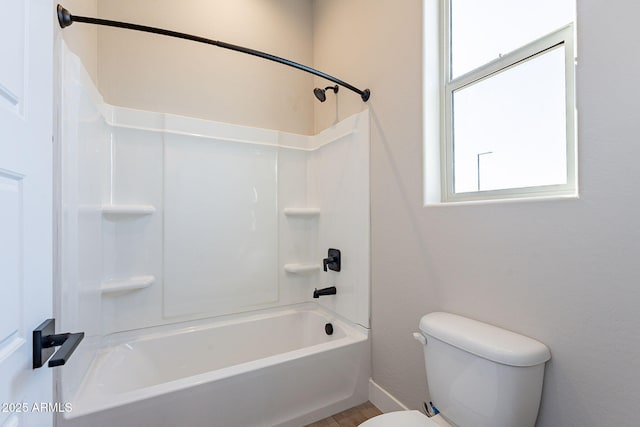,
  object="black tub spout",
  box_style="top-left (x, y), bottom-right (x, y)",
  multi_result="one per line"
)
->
top-left (313, 286), bottom-right (337, 298)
